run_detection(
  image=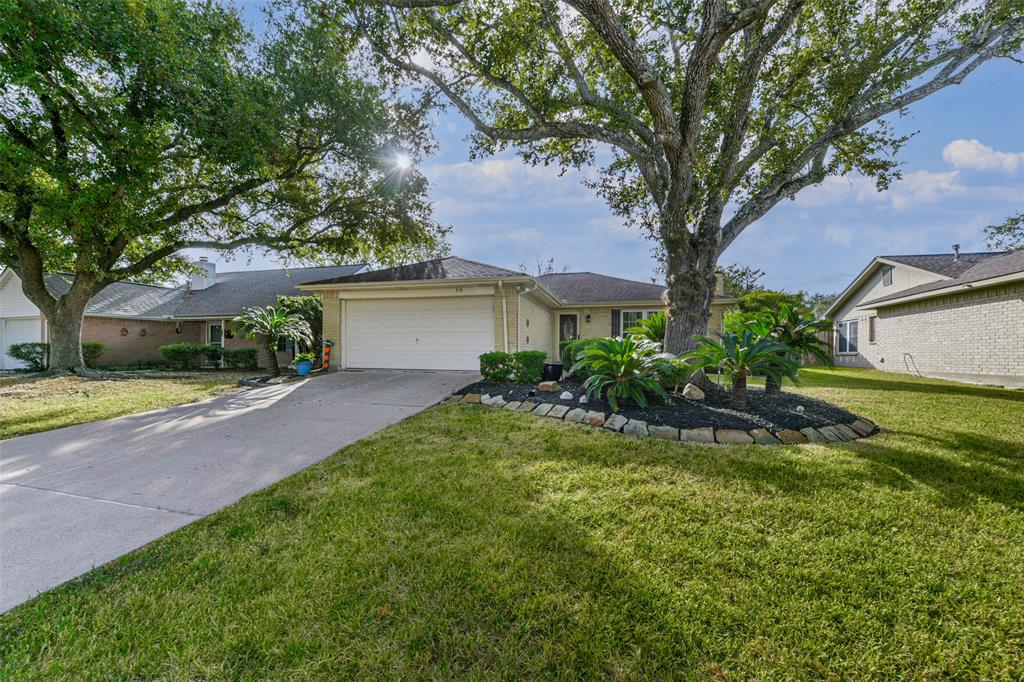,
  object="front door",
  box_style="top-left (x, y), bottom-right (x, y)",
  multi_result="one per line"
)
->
top-left (208, 322), bottom-right (223, 347)
top-left (559, 314), bottom-right (578, 343)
